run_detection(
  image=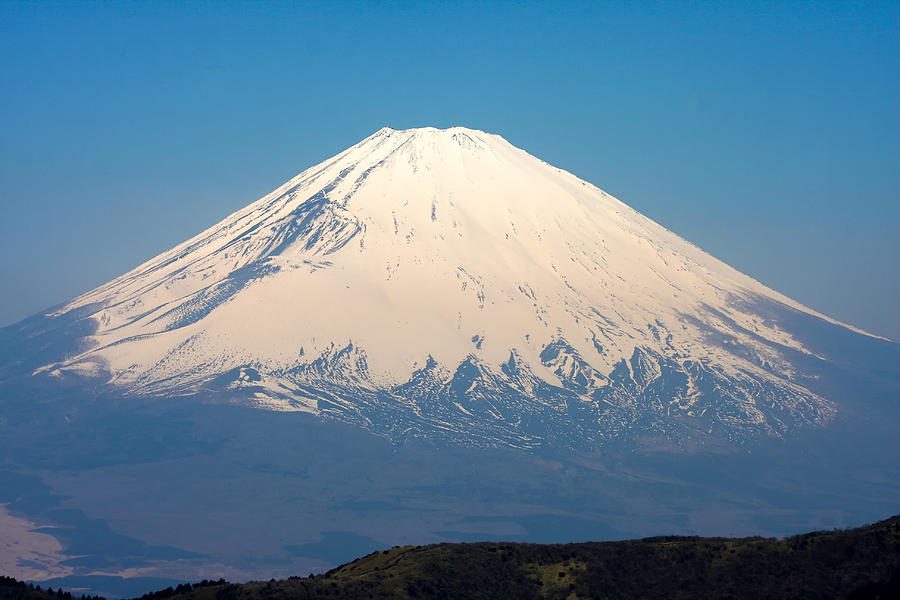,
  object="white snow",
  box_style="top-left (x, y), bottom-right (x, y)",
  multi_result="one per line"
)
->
top-left (39, 126), bottom-right (877, 407)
